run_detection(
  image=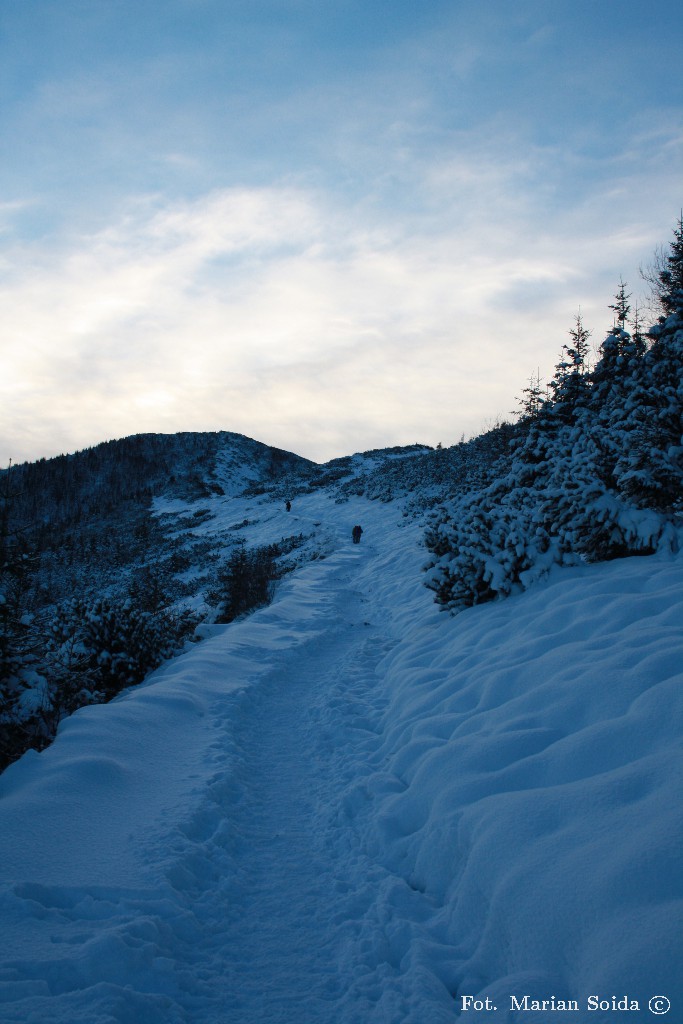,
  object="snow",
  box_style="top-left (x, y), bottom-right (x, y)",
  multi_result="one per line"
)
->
top-left (0, 484), bottom-right (681, 1022)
